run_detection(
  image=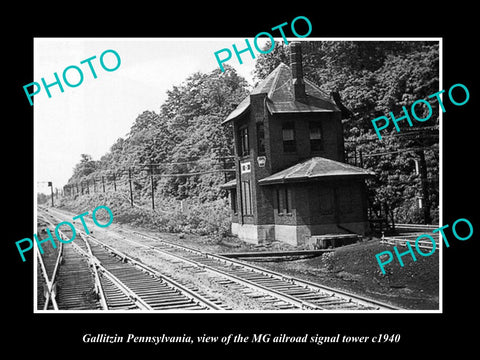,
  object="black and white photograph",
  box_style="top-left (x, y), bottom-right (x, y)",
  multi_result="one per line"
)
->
top-left (32, 38), bottom-right (442, 313)
top-left (31, 38), bottom-right (442, 311)
top-left (6, 6), bottom-right (478, 356)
